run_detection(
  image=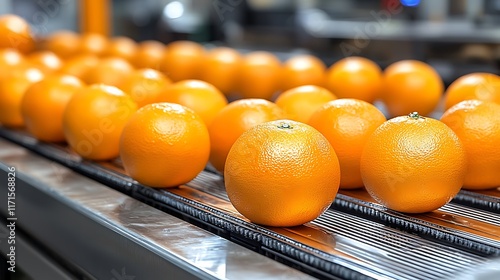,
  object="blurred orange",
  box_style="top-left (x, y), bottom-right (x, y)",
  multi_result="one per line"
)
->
top-left (361, 112), bottom-right (466, 213)
top-left (281, 54), bottom-right (326, 91)
top-left (443, 73), bottom-right (500, 110)
top-left (21, 74), bottom-right (84, 142)
top-left (326, 56), bottom-right (383, 103)
top-left (225, 120), bottom-right (340, 227)
top-left (157, 80), bottom-right (228, 125)
top-left (161, 40), bottom-right (205, 81)
top-left (0, 67), bottom-right (45, 127)
top-left (120, 68), bottom-right (172, 108)
top-left (84, 57), bottom-right (134, 87)
top-left (58, 53), bottom-right (100, 80)
top-left (208, 98), bottom-right (286, 173)
top-left (44, 31), bottom-right (80, 59)
top-left (78, 33), bottom-right (108, 56)
top-left (237, 51), bottom-right (282, 100)
top-left (0, 14), bottom-right (35, 53)
top-left (308, 99), bottom-right (386, 189)
top-left (120, 103), bottom-right (210, 188)
top-left (0, 48), bottom-right (25, 80)
top-left (200, 47), bottom-right (242, 96)
top-left (381, 60), bottom-right (443, 117)
top-left (274, 85), bottom-right (336, 123)
top-left (62, 84), bottom-right (138, 160)
top-left (105, 36), bottom-right (138, 62)
top-left (441, 100), bottom-right (500, 190)
top-left (27, 50), bottom-right (63, 73)
top-left (132, 40), bottom-right (164, 70)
